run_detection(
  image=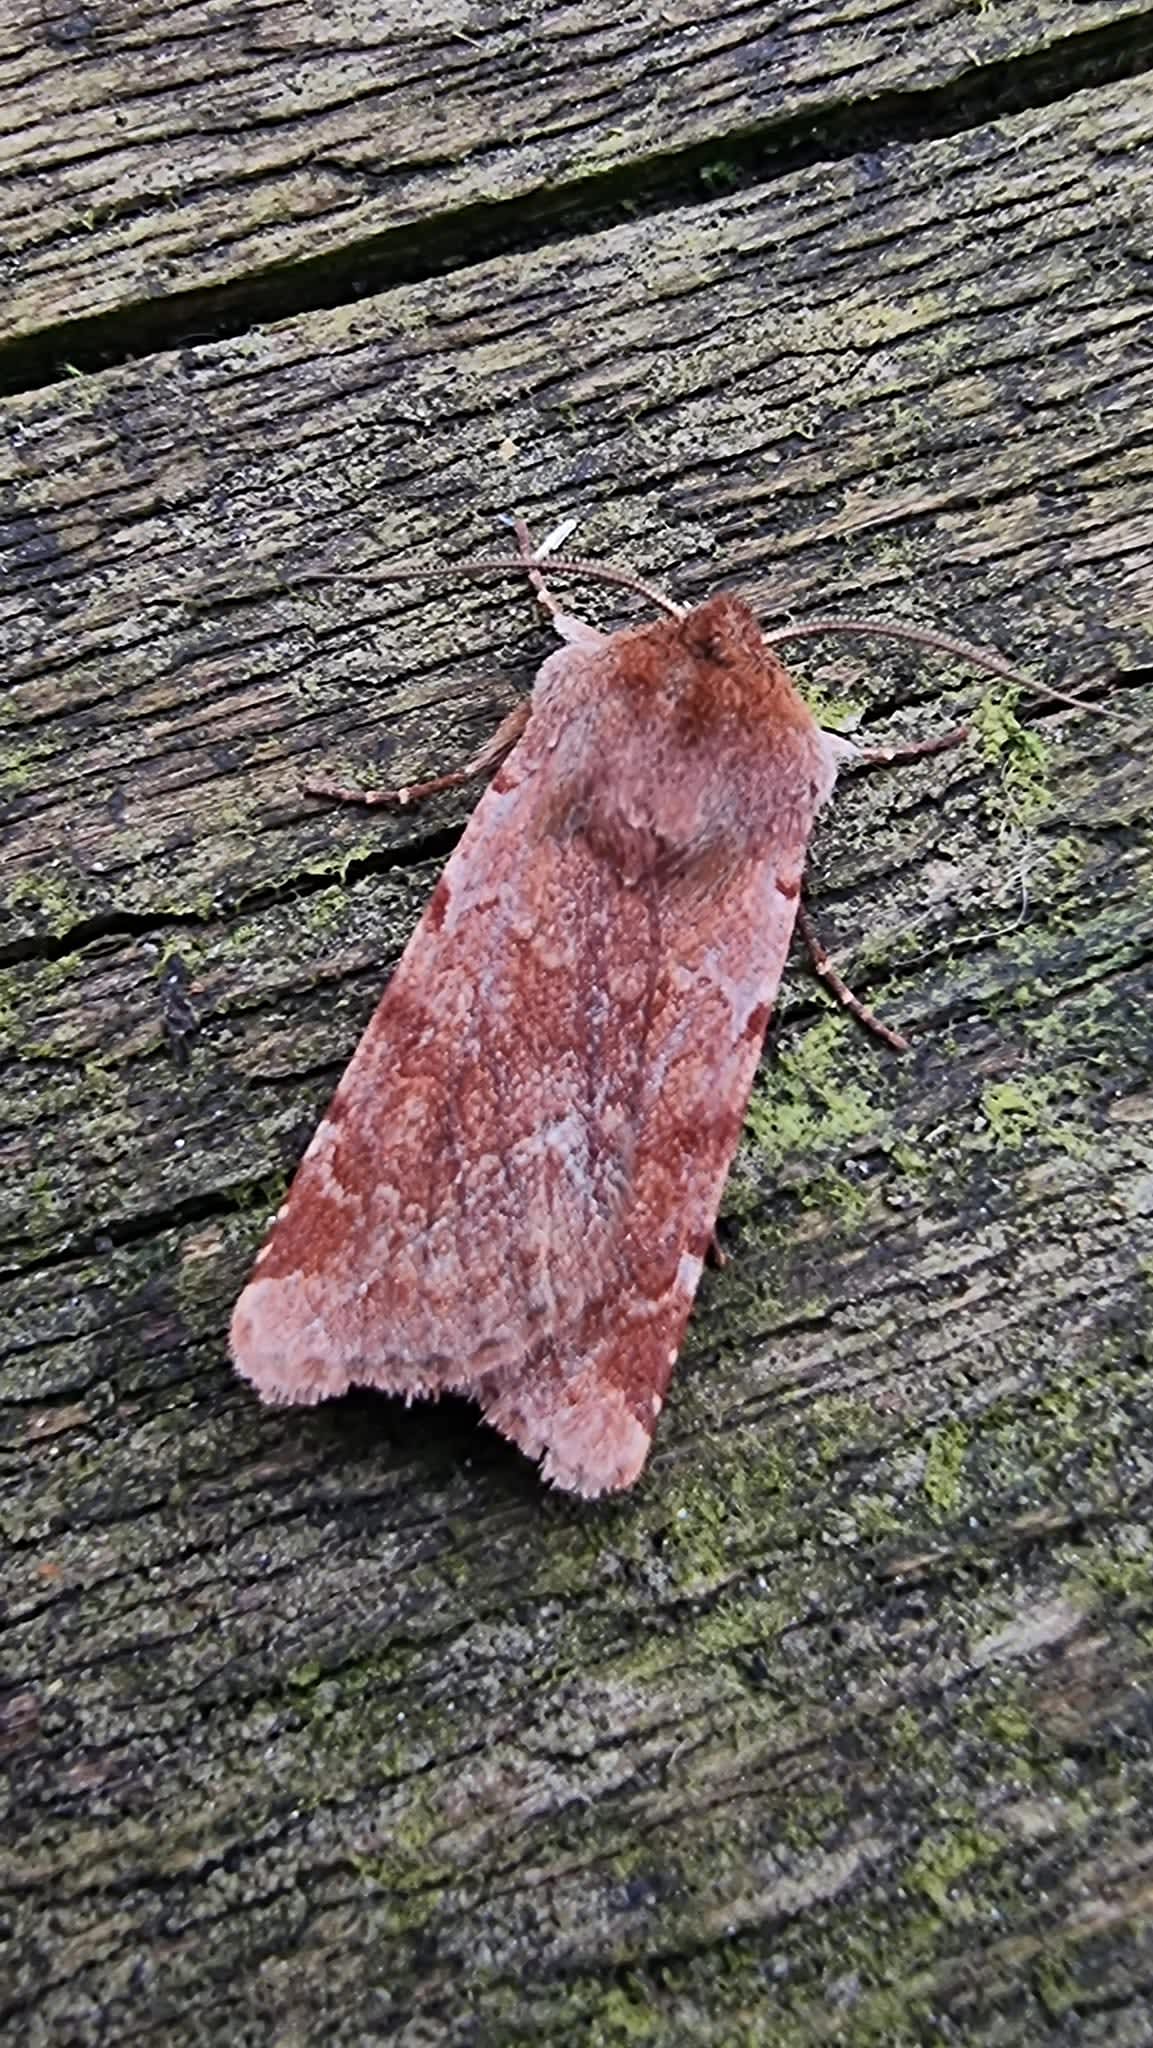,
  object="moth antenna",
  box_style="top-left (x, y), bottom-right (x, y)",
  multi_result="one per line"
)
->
top-left (365, 555), bottom-right (685, 619)
top-left (768, 616), bottom-right (1108, 718)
